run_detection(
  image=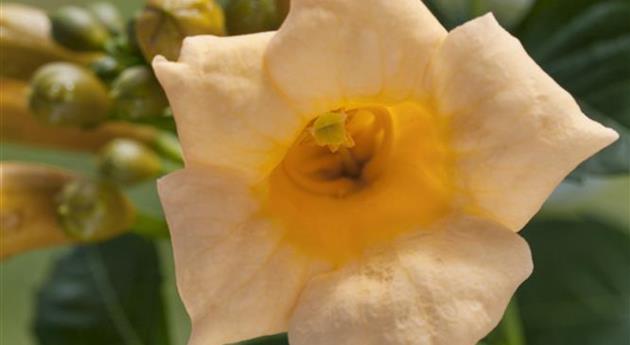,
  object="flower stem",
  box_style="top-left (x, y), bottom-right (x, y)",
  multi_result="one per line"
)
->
top-left (502, 299), bottom-right (526, 345)
top-left (481, 298), bottom-right (526, 345)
